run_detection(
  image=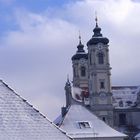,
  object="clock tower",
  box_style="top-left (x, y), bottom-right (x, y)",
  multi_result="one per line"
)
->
top-left (72, 35), bottom-right (88, 89)
top-left (87, 17), bottom-right (113, 126)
